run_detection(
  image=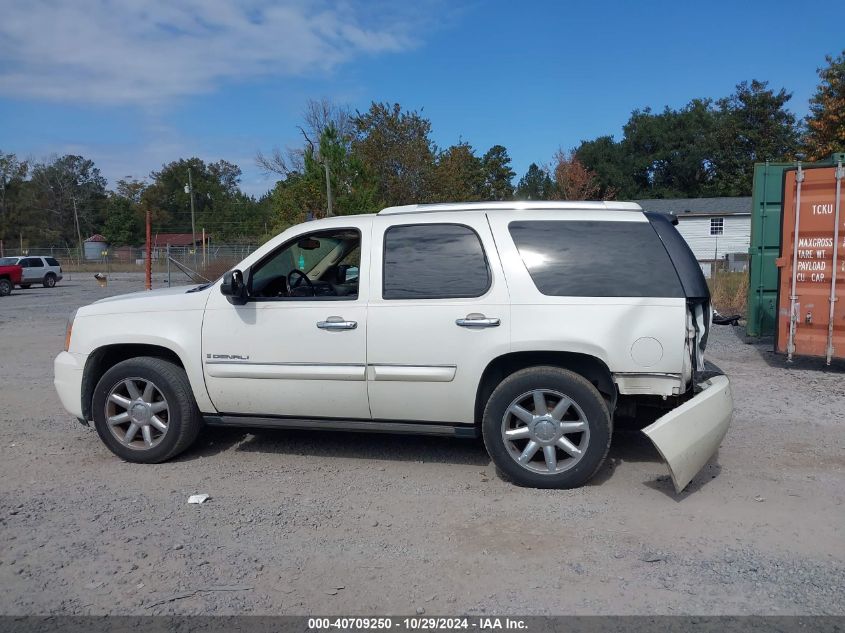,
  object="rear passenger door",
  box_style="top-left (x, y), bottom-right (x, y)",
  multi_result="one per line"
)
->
top-left (22, 257), bottom-right (43, 283)
top-left (366, 212), bottom-right (510, 424)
